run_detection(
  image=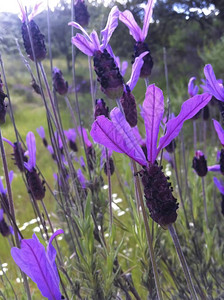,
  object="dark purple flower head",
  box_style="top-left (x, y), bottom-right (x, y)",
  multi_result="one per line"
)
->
top-left (18, 1), bottom-right (47, 61)
top-left (0, 75), bottom-right (7, 124)
top-left (192, 150), bottom-right (208, 177)
top-left (2, 137), bottom-right (28, 172)
top-left (37, 126), bottom-right (48, 147)
top-left (94, 99), bottom-right (109, 119)
top-left (52, 67), bottom-right (68, 96)
top-left (0, 170), bottom-right (13, 195)
top-left (70, 7), bottom-right (125, 99)
top-left (0, 209), bottom-right (13, 237)
top-left (119, 0), bottom-right (154, 77)
top-left (11, 229), bottom-right (63, 299)
top-left (188, 77), bottom-right (199, 98)
top-left (64, 128), bottom-right (78, 152)
top-left (74, 0), bottom-right (90, 28)
top-left (91, 84), bottom-right (211, 227)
